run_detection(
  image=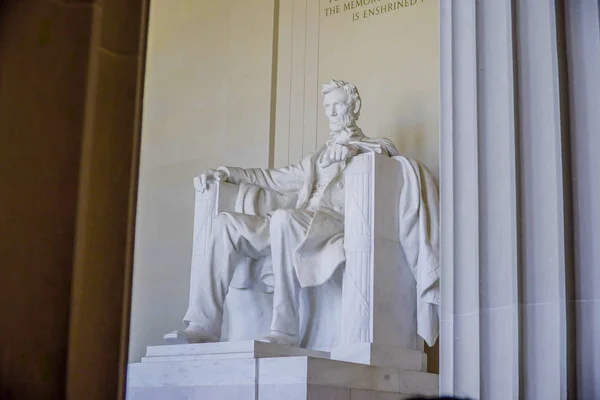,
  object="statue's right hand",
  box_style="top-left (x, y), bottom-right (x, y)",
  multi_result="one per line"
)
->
top-left (197, 169), bottom-right (228, 191)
